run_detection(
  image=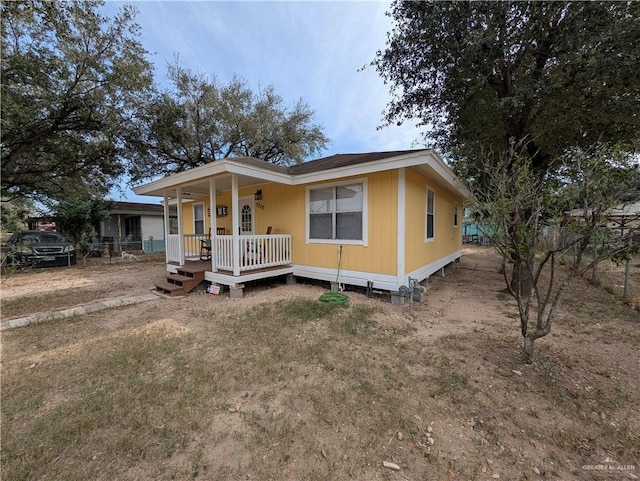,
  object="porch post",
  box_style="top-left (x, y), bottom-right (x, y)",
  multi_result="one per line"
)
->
top-left (231, 174), bottom-right (240, 276)
top-left (177, 186), bottom-right (185, 266)
top-left (209, 177), bottom-right (217, 273)
top-left (163, 190), bottom-right (170, 264)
